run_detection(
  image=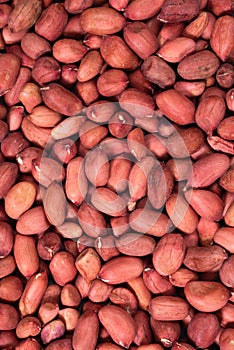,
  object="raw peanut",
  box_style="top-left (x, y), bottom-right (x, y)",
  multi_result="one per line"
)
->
top-left (138, 346), bottom-right (164, 350)
top-left (149, 296), bottom-right (190, 321)
top-left (60, 64), bottom-right (78, 87)
top-left (147, 163), bottom-right (174, 209)
top-left (133, 310), bottom-right (153, 345)
top-left (19, 271), bottom-right (48, 316)
top-left (35, 3), bottom-right (68, 41)
top-left (86, 101), bottom-right (117, 123)
top-left (98, 305), bottom-right (136, 348)
top-left (77, 202), bottom-right (107, 238)
top-left (185, 189), bottom-right (224, 221)
top-left (0, 54), bottom-right (20, 96)
top-left (115, 233), bottom-right (155, 256)
top-left (59, 308), bottom-right (80, 331)
top-left (219, 328), bottom-right (234, 350)
top-left (0, 330), bottom-right (18, 348)
top-left (183, 245), bottom-right (227, 272)
top-left (0, 276), bottom-right (23, 302)
top-left (100, 138), bottom-right (130, 157)
top-left (57, 222), bottom-right (82, 240)
top-left (158, 22), bottom-right (185, 47)
top-left (0, 304), bottom-right (19, 330)
top-left (0, 162), bottom-right (18, 195)
top-left (141, 56), bottom-right (176, 88)
top-left (50, 252), bottom-right (77, 286)
top-left (51, 115), bottom-right (85, 140)
top-left (216, 63), bottom-right (234, 88)
top-left (21, 33), bottom-right (51, 60)
top-left (91, 187), bottom-right (127, 217)
top-left (195, 95), bottom-right (226, 134)
top-left (184, 281), bottom-right (230, 312)
top-left (143, 268), bottom-right (175, 295)
top-left (31, 157), bottom-right (65, 188)
top-left (83, 33), bottom-right (103, 48)
top-left (21, 116), bottom-right (52, 148)
top-left (0, 4), bottom-right (11, 28)
top-left (119, 88), bottom-right (155, 119)
top-left (167, 158), bottom-right (192, 181)
top-left (3, 26), bottom-right (28, 45)
top-left (220, 169), bottom-right (234, 192)
top-left (186, 153), bottom-right (230, 189)
top-left (4, 181), bottom-right (36, 219)
top-left (32, 56), bottom-right (61, 86)
top-left (127, 277), bottom-right (152, 311)
top-left (124, 0), bottom-right (164, 20)
top-left (123, 22), bottom-right (158, 60)
top-left (16, 317), bottom-right (41, 338)
top-left (88, 279), bottom-right (113, 303)
top-left (156, 89), bottom-right (195, 125)
top-left (14, 234), bottom-right (39, 278)
top-left (77, 50), bottom-right (103, 82)
top-left (16, 338), bottom-right (42, 350)
top-left (157, 37), bottom-right (196, 63)
top-left (8, 0), bottom-right (42, 33)
top-left (97, 69), bottom-right (129, 97)
top-left (65, 0), bottom-right (93, 14)
top-left (207, 135), bottom-right (234, 154)
top-left (128, 68), bottom-right (153, 94)
top-left (95, 236), bottom-right (120, 261)
top-left (224, 201), bottom-right (234, 227)
top-left (4, 67), bottom-right (31, 107)
top-left (0, 221), bottom-right (13, 259)
top-left (210, 15), bottom-right (234, 62)
top-left (53, 39), bottom-right (87, 64)
top-left (197, 218), bottom-right (219, 246)
top-left (217, 302), bottom-right (234, 328)
top-left (183, 11), bottom-right (209, 39)
top-left (65, 157), bottom-right (87, 205)
top-left (0, 256), bottom-right (16, 279)
top-left (30, 300), bottom-right (57, 324)
top-left (153, 233), bottom-right (185, 276)
top-left (109, 0), bottom-right (129, 11)
top-left (75, 275), bottom-right (91, 299)
top-left (107, 157), bottom-right (132, 193)
top-left (174, 81), bottom-right (205, 98)
top-left (44, 182), bottom-right (67, 227)
top-left (63, 13), bottom-right (86, 39)
top-left (5, 44), bottom-right (36, 69)
top-left (218, 116), bottom-right (234, 140)
top-left (16, 206), bottom-right (50, 235)
top-left (1, 131), bottom-right (29, 158)
top-left (7, 105), bottom-right (24, 131)
top-left (18, 82), bottom-right (42, 113)
top-left (207, 0), bottom-right (234, 15)
top-left (226, 88), bottom-right (234, 111)
top-left (99, 256), bottom-right (144, 284)
top-left (129, 156), bottom-right (155, 202)
top-left (219, 255), bottom-right (234, 287)
top-left (187, 313), bottom-right (220, 348)
top-left (165, 127), bottom-right (205, 158)
top-left (129, 208), bottom-right (173, 237)
top-left (166, 194), bottom-right (199, 234)
top-left (150, 319), bottom-right (180, 347)
top-left (85, 148), bottom-right (109, 187)
top-left (43, 339), bottom-right (72, 350)
top-left (127, 127), bottom-right (146, 161)
top-left (72, 311), bottom-right (99, 350)
top-left (37, 232), bottom-right (62, 260)
top-left (75, 248), bottom-right (101, 281)
top-left (41, 83), bottom-right (82, 116)
top-left (41, 319), bottom-right (65, 344)
top-left (100, 36), bottom-right (139, 70)
top-left (172, 343), bottom-right (195, 350)
top-left (177, 50), bottom-right (220, 80)
top-left (169, 268), bottom-right (198, 287)
top-left (29, 105), bottom-right (62, 128)
top-left (110, 287), bottom-right (138, 314)
top-left (80, 7), bottom-right (125, 35)
top-left (157, 0), bottom-right (199, 23)
top-left (214, 227), bottom-right (234, 253)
